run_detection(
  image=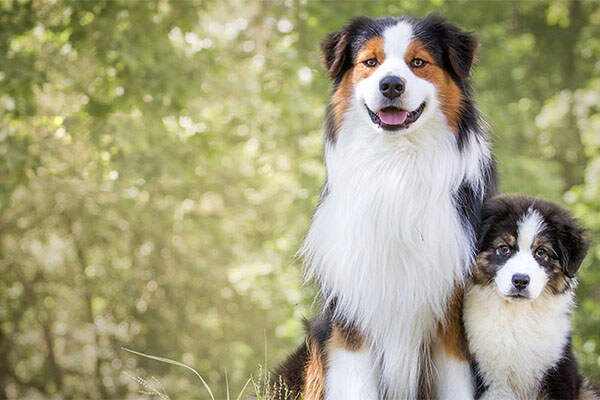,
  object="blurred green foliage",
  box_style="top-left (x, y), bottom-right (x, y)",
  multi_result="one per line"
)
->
top-left (0, 0), bottom-right (599, 399)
